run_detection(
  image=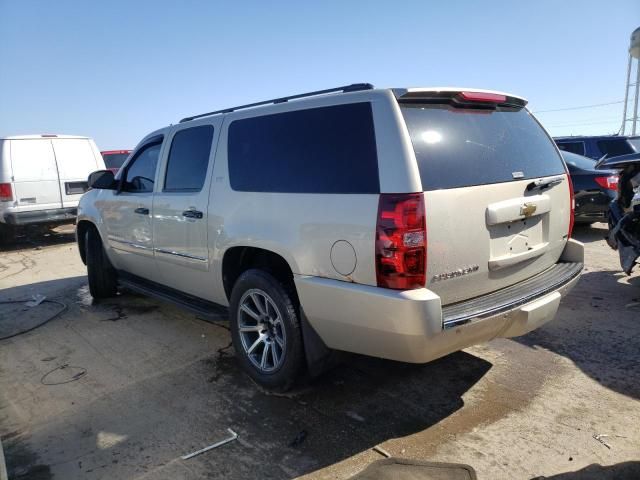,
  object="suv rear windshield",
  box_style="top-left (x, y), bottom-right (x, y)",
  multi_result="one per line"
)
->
top-left (400, 104), bottom-right (565, 190)
top-left (102, 153), bottom-right (129, 169)
top-left (597, 139), bottom-right (636, 157)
